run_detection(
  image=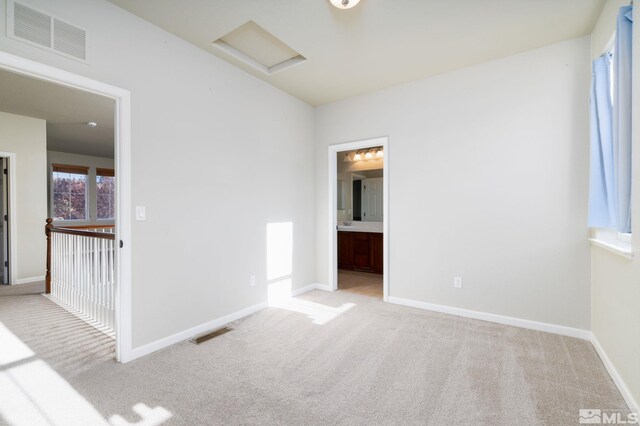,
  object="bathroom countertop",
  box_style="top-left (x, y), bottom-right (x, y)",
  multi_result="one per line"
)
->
top-left (337, 222), bottom-right (383, 233)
